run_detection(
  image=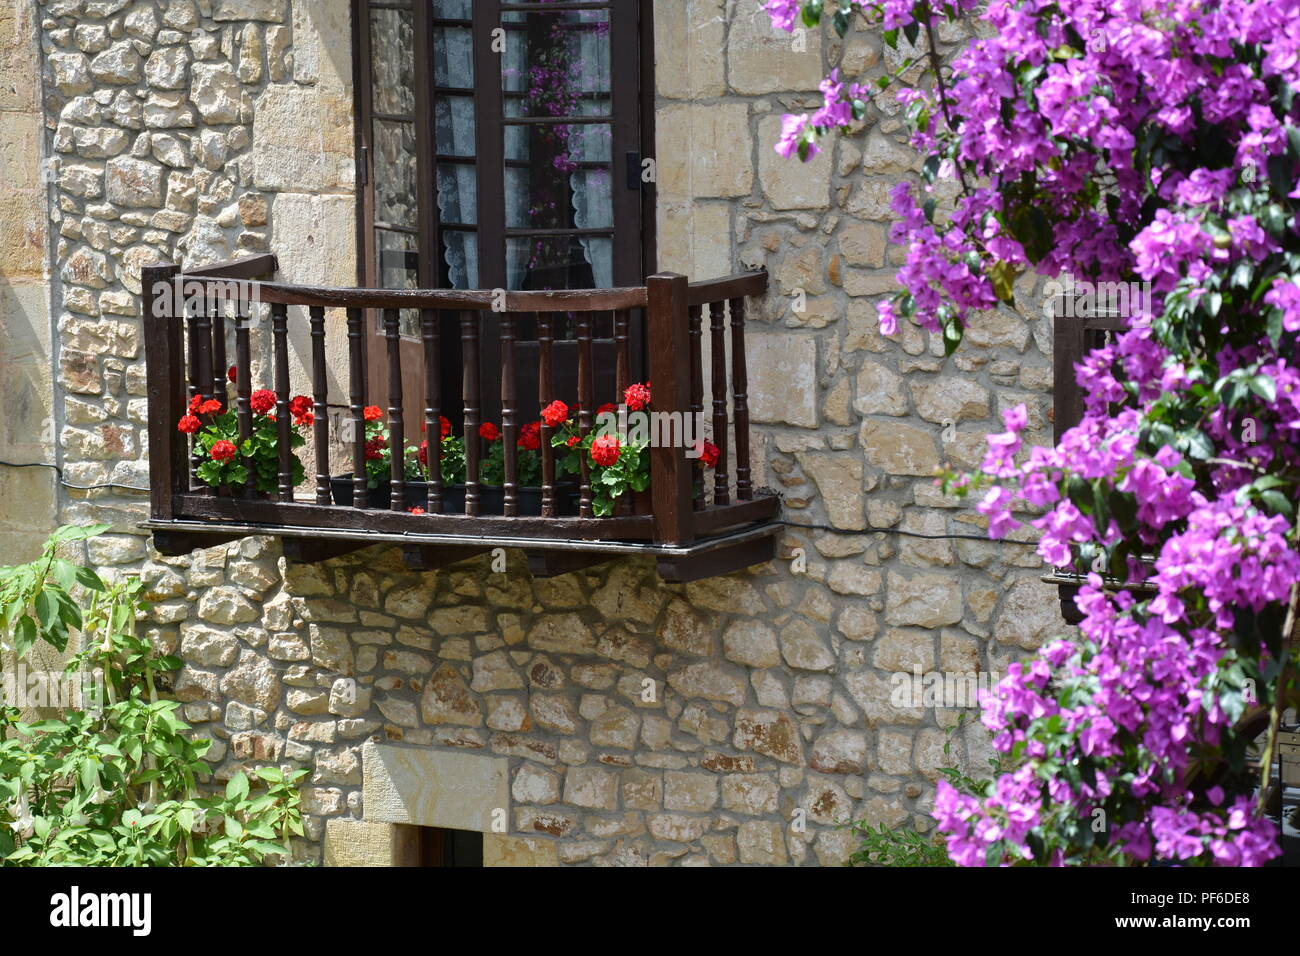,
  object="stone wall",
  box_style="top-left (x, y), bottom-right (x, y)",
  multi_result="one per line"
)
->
top-left (10, 0), bottom-right (1070, 865)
